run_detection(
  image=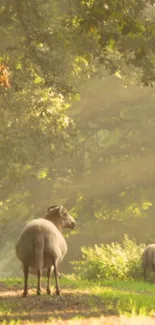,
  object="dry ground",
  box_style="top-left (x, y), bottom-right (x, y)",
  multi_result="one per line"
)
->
top-left (0, 280), bottom-right (155, 325)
